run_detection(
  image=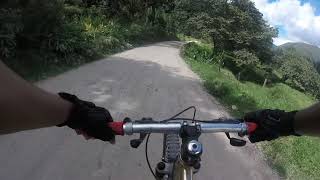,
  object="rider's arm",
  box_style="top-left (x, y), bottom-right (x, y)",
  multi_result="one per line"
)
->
top-left (243, 102), bottom-right (320, 143)
top-left (0, 60), bottom-right (73, 134)
top-left (0, 61), bottom-right (115, 142)
top-left (295, 102), bottom-right (320, 136)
